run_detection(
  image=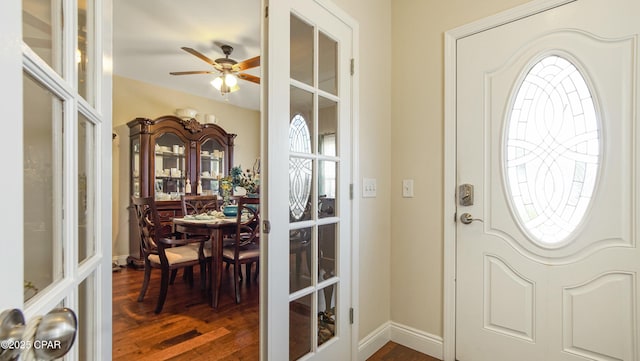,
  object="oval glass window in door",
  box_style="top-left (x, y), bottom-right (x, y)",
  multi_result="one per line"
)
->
top-left (289, 113), bottom-right (313, 221)
top-left (505, 55), bottom-right (600, 245)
